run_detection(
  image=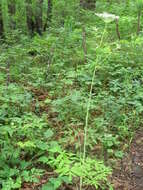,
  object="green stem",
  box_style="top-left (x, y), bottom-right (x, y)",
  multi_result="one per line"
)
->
top-left (80, 24), bottom-right (107, 190)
